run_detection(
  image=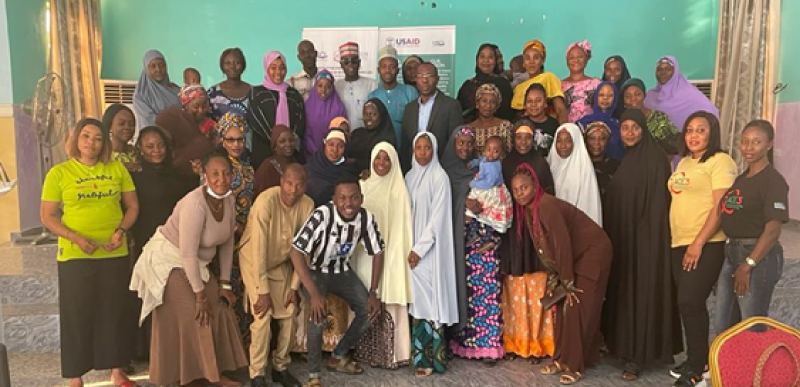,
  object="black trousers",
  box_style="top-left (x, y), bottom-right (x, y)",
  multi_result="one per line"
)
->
top-left (670, 242), bottom-right (725, 373)
top-left (58, 256), bottom-right (134, 378)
